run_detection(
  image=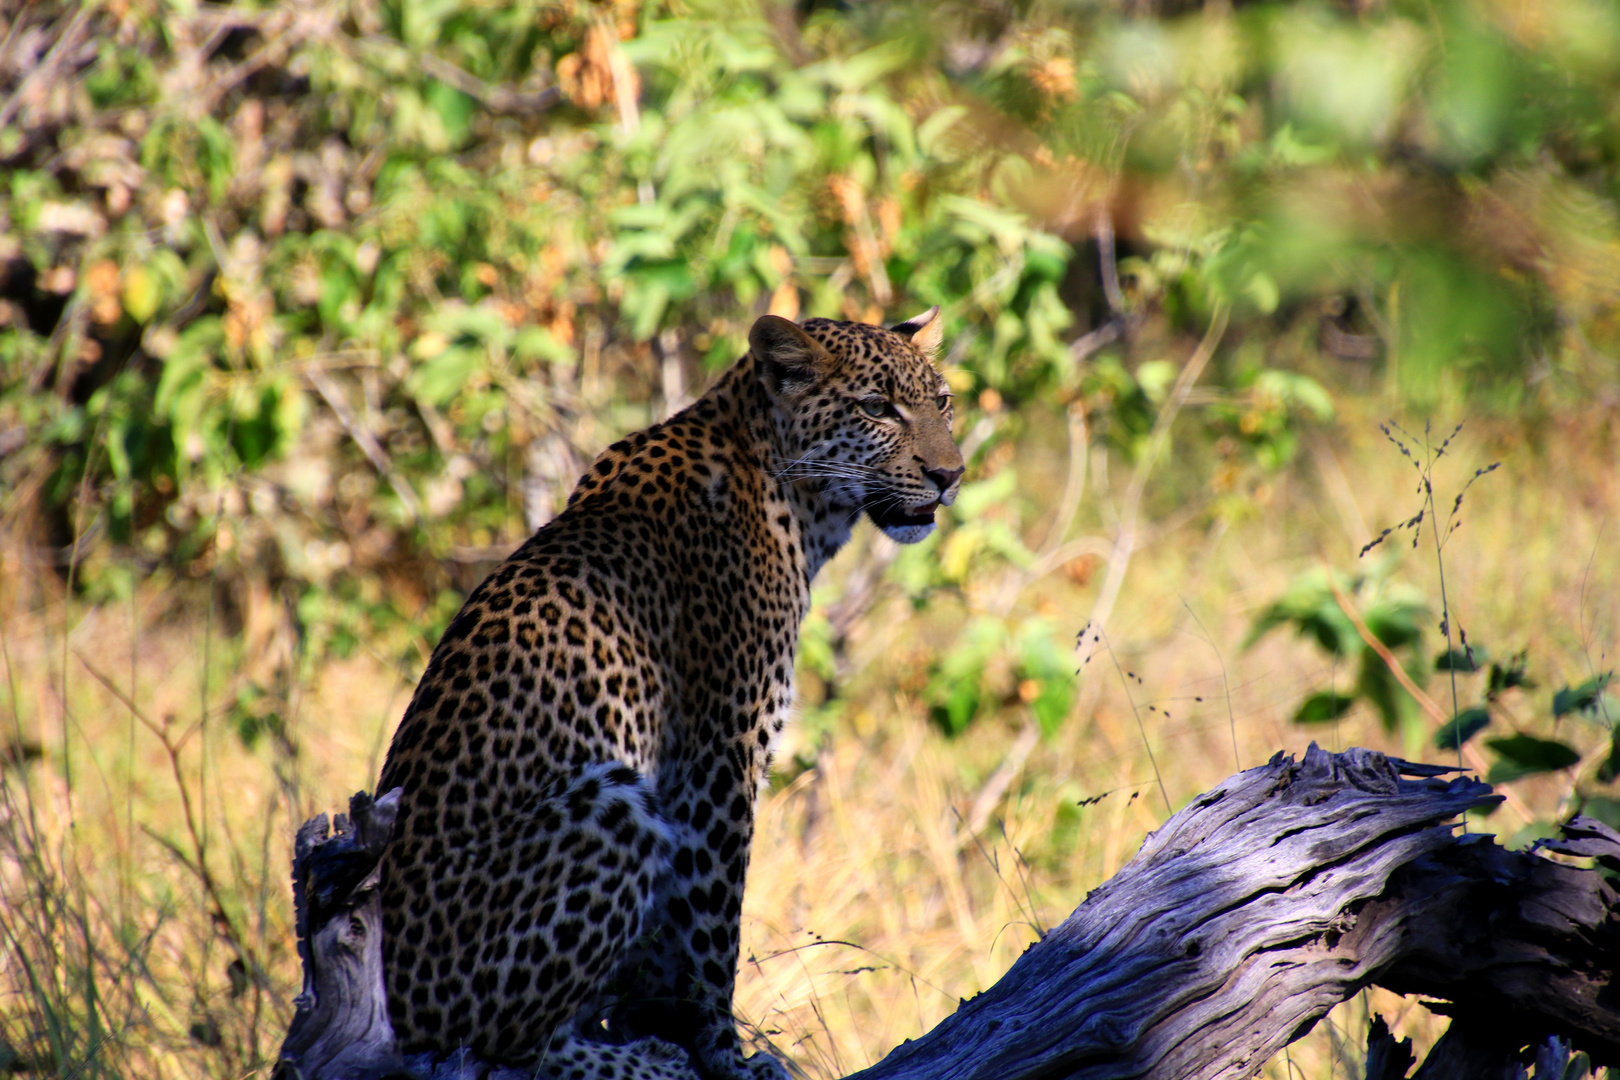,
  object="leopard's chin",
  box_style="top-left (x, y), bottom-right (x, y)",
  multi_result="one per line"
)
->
top-left (878, 520), bottom-right (936, 544)
top-left (868, 499), bottom-right (939, 544)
